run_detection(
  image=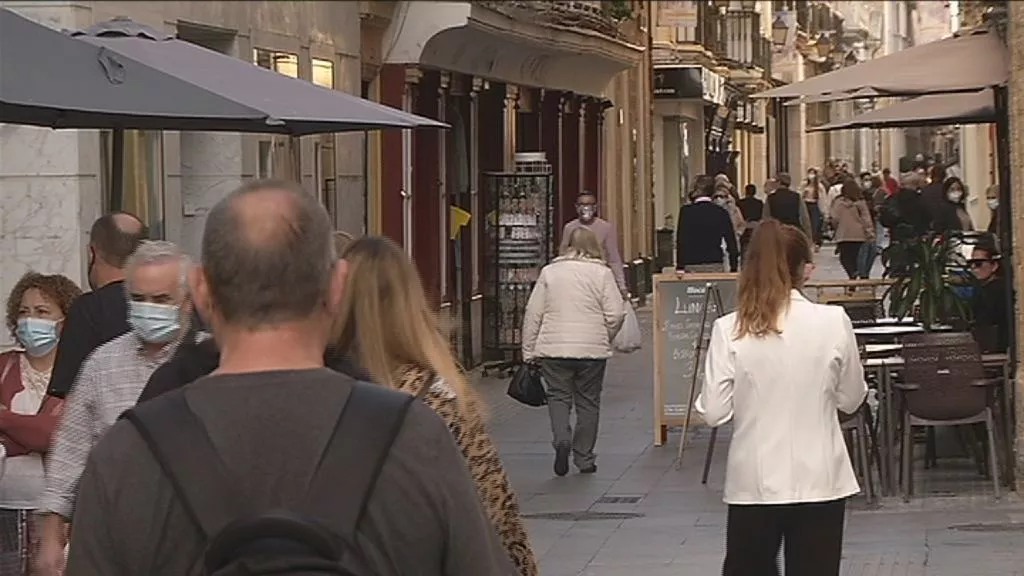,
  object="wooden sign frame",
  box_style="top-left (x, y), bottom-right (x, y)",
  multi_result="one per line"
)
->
top-left (652, 271), bottom-right (738, 446)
